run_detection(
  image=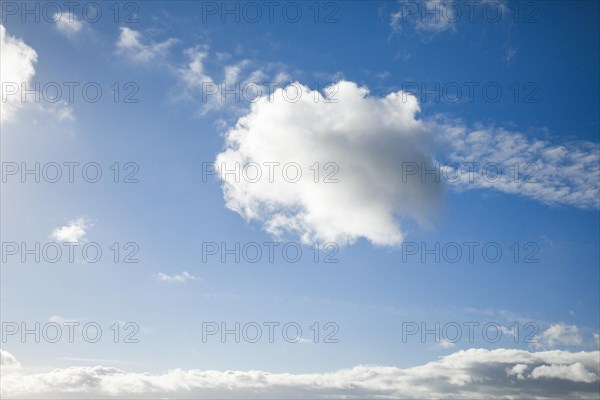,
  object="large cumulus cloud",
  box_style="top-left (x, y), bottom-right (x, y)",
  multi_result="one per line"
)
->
top-left (215, 81), bottom-right (443, 246)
